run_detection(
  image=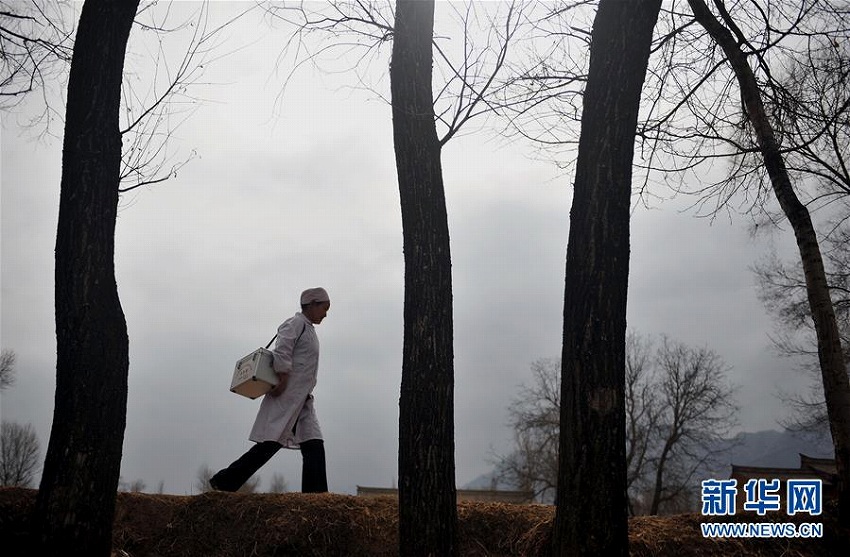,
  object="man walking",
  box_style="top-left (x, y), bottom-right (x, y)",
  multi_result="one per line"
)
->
top-left (211, 287), bottom-right (331, 492)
